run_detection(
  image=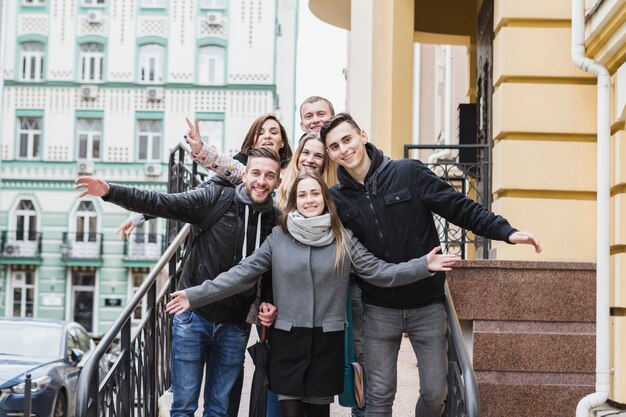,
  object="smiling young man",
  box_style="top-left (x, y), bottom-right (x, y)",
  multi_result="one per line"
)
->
top-left (320, 113), bottom-right (542, 417)
top-left (299, 96), bottom-right (335, 134)
top-left (74, 147), bottom-right (282, 417)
